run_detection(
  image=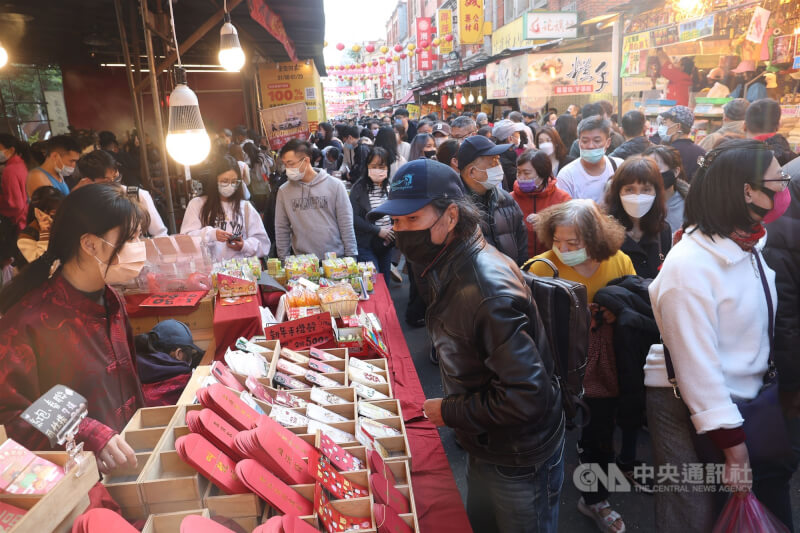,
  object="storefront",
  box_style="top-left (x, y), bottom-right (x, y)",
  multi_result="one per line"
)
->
top-left (415, 66), bottom-right (489, 119)
top-left (619, 0), bottom-right (800, 145)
